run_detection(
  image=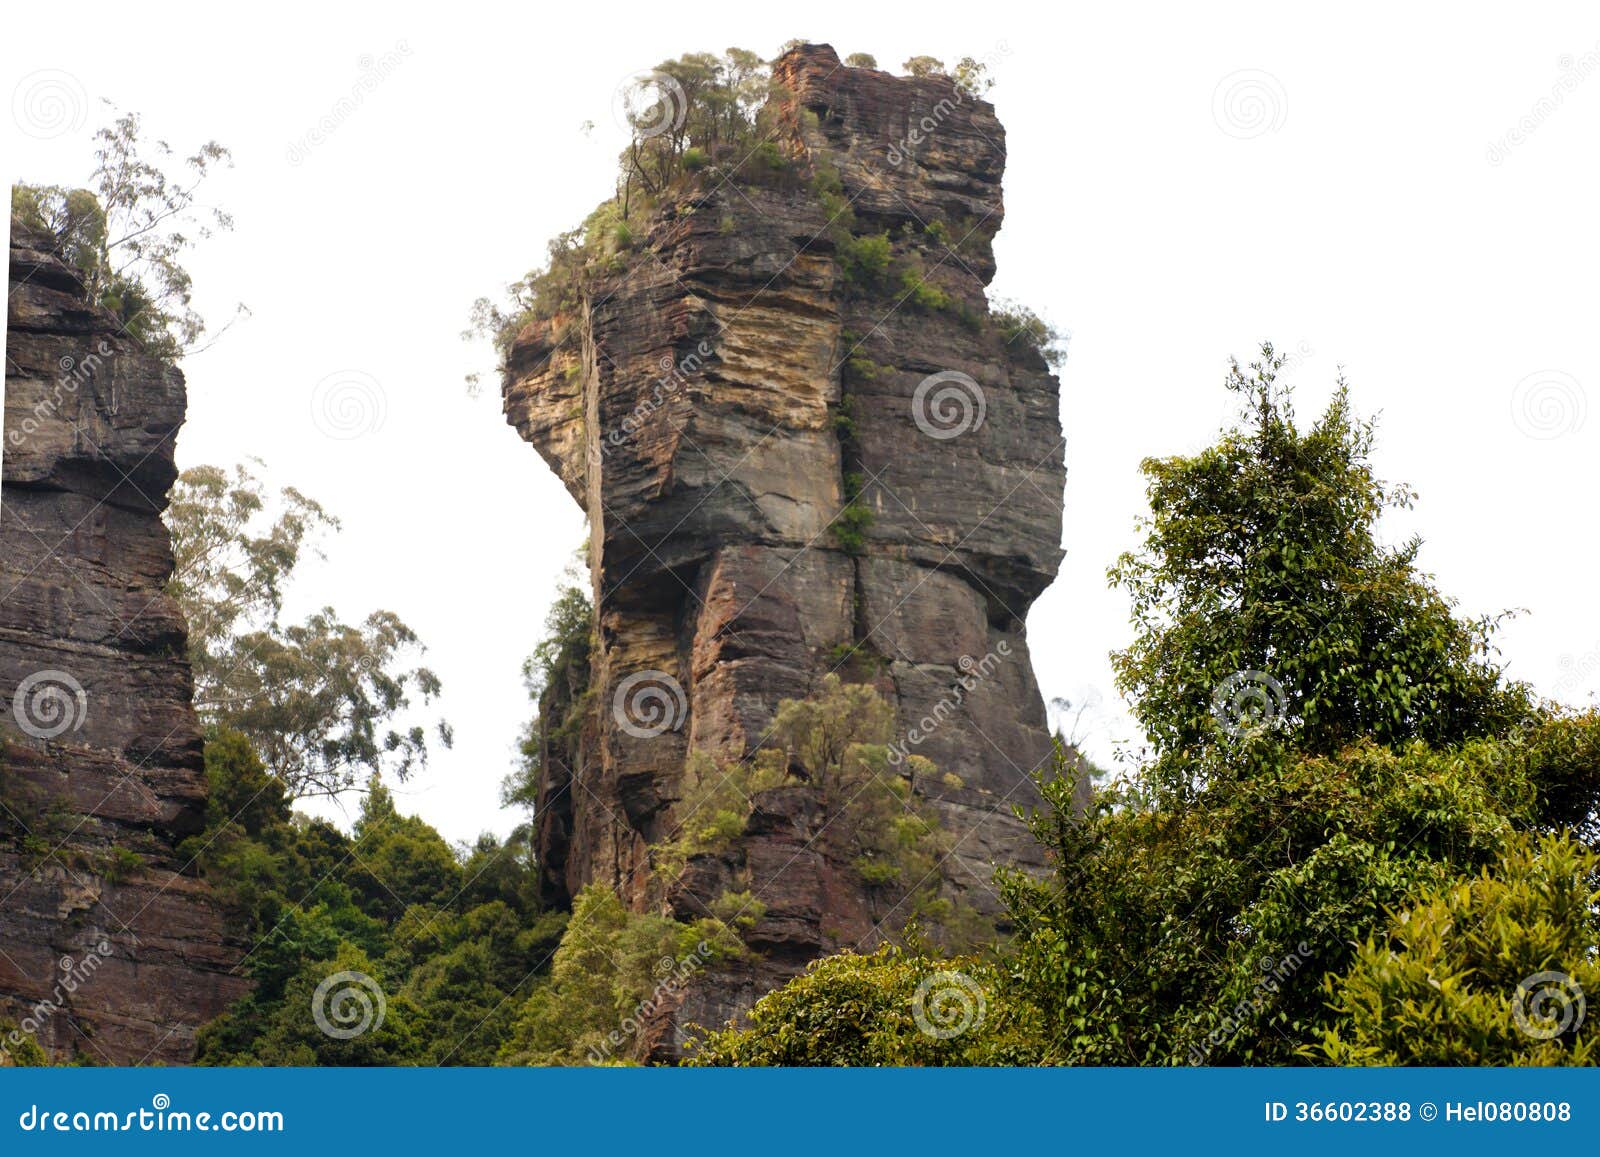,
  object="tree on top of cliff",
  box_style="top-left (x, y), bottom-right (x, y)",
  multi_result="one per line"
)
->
top-left (11, 108), bottom-right (245, 360)
top-left (1111, 344), bottom-right (1531, 795)
top-left (167, 461), bottom-right (450, 801)
top-left (462, 47), bottom-right (777, 382)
